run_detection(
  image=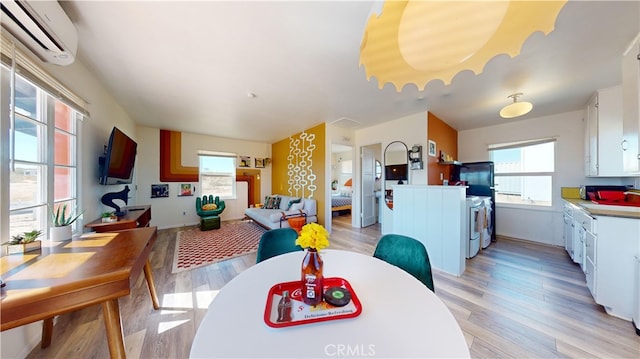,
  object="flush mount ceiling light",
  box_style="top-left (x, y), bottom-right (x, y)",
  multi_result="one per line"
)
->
top-left (359, 0), bottom-right (567, 91)
top-left (499, 93), bottom-right (533, 119)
